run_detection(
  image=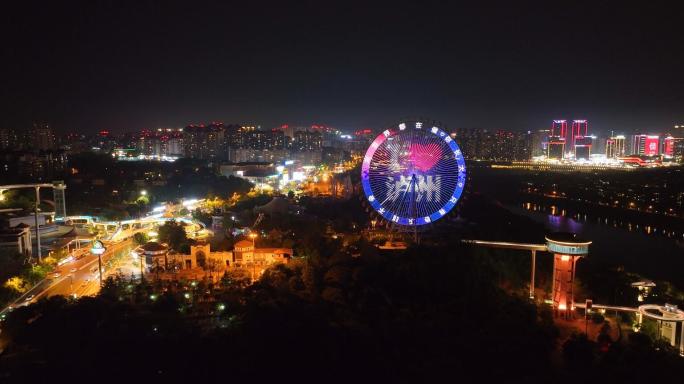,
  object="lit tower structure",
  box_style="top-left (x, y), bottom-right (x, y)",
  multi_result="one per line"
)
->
top-left (52, 180), bottom-right (67, 222)
top-left (546, 233), bottom-right (591, 319)
top-left (571, 120), bottom-right (591, 160)
top-left (463, 232), bottom-right (591, 318)
top-left (670, 125), bottom-right (684, 163)
top-left (547, 120), bottom-right (567, 159)
top-left (662, 135), bottom-right (676, 158)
